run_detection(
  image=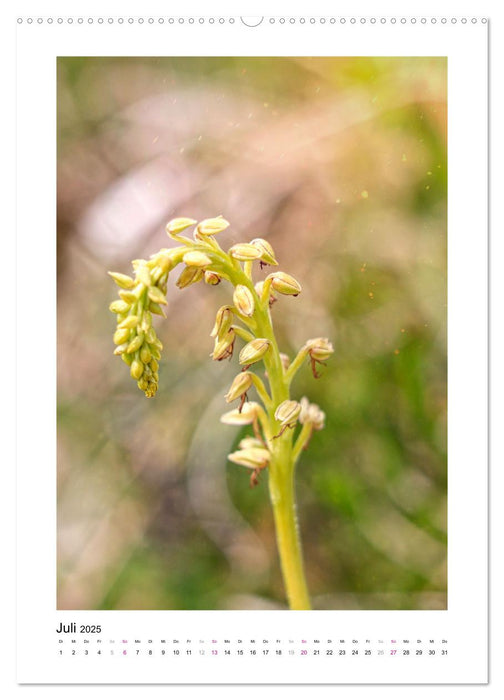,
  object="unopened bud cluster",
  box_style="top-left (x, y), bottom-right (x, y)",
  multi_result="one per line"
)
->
top-left (109, 254), bottom-right (173, 397)
top-left (109, 215), bottom-right (332, 484)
